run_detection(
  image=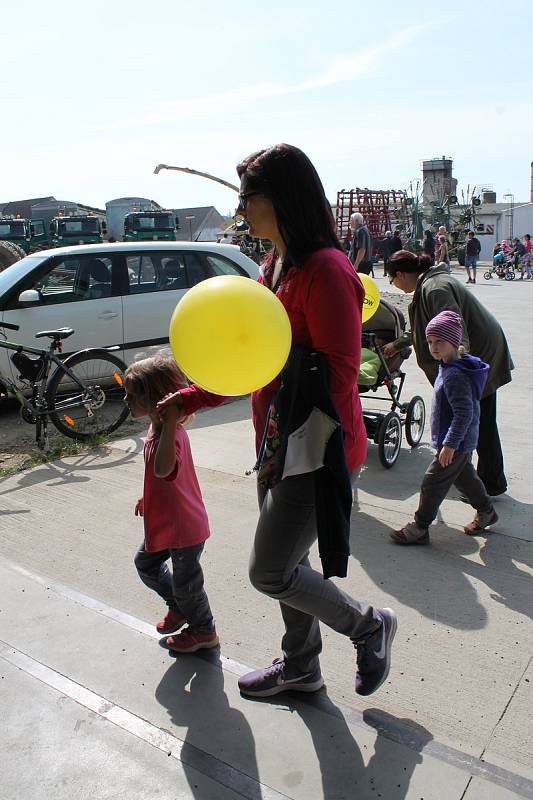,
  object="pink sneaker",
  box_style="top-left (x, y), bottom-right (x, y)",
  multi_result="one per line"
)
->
top-left (166, 627), bottom-right (219, 653)
top-left (156, 609), bottom-right (186, 635)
